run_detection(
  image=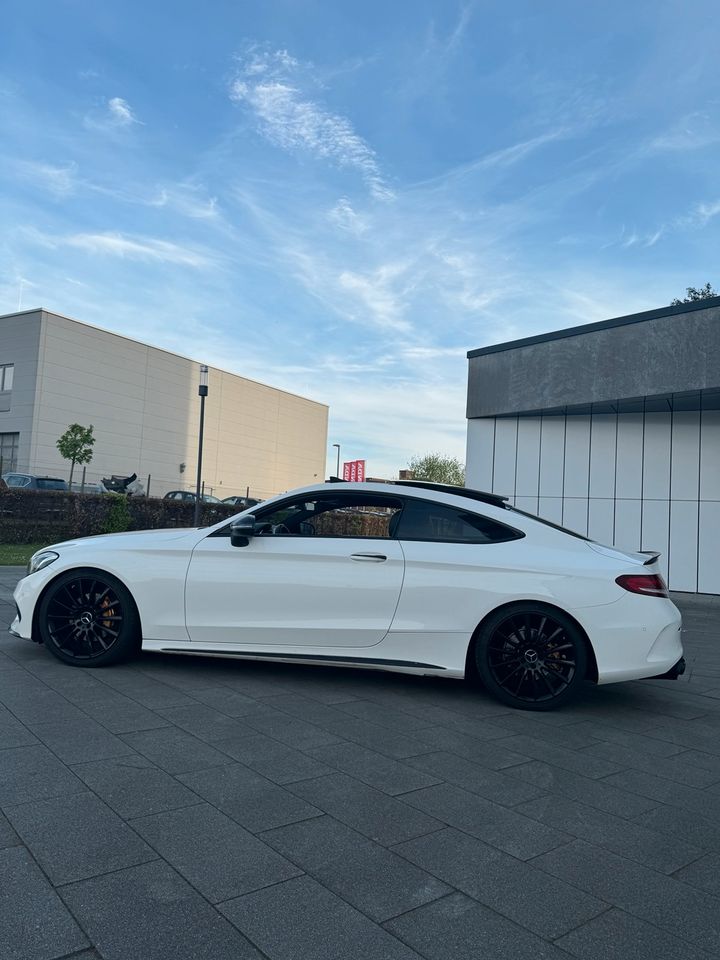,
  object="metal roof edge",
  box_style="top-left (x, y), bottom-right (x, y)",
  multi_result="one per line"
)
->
top-left (466, 295), bottom-right (720, 359)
